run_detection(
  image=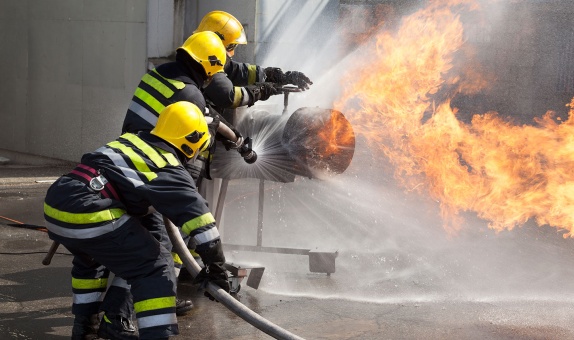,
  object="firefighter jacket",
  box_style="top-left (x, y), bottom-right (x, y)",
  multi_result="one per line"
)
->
top-left (203, 56), bottom-right (266, 110)
top-left (122, 57), bottom-right (207, 134)
top-left (44, 131), bottom-right (221, 256)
